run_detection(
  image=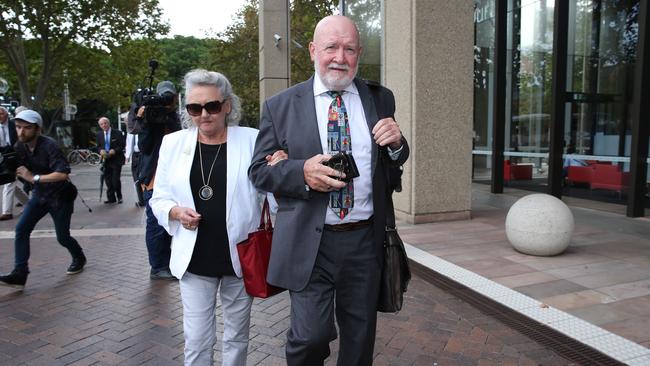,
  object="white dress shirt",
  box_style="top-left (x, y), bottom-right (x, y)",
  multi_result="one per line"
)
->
top-left (0, 122), bottom-right (9, 147)
top-left (313, 74), bottom-right (374, 225)
top-left (125, 133), bottom-right (139, 160)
